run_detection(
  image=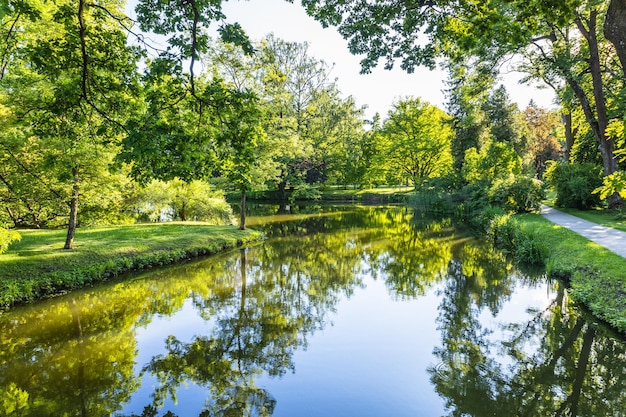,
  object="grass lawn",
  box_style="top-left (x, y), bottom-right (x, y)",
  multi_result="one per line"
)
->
top-left (0, 223), bottom-right (261, 309)
top-left (516, 213), bottom-right (626, 332)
